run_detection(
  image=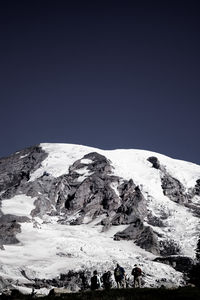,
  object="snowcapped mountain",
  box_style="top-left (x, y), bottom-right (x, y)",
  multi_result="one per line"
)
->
top-left (0, 143), bottom-right (200, 294)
